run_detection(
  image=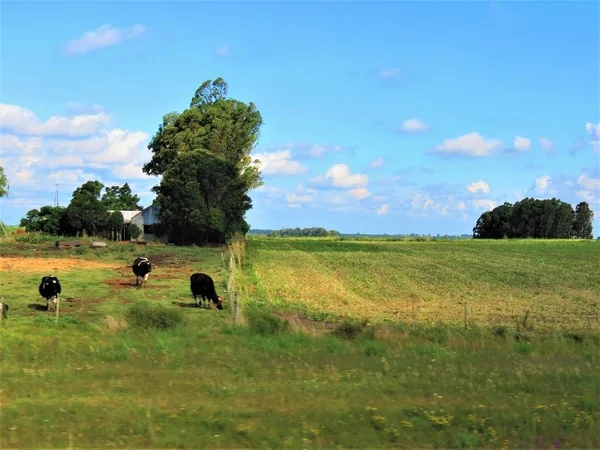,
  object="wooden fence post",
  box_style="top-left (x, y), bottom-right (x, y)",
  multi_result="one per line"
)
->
top-left (55, 297), bottom-right (60, 324)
